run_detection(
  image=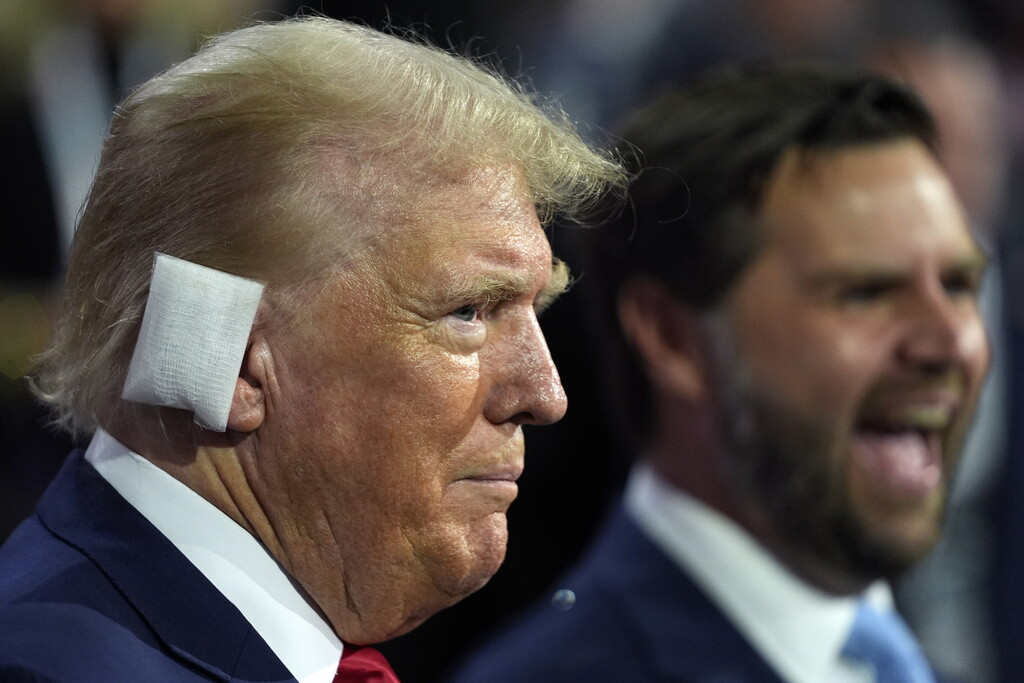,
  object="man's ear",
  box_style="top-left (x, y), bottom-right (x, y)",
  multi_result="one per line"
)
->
top-left (617, 277), bottom-right (713, 402)
top-left (227, 337), bottom-right (272, 433)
